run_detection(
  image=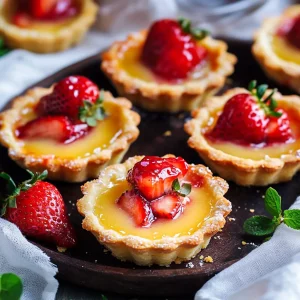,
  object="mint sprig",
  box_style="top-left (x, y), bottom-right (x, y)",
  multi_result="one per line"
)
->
top-left (0, 37), bottom-right (10, 58)
top-left (172, 178), bottom-right (191, 197)
top-left (0, 170), bottom-right (48, 217)
top-left (244, 187), bottom-right (300, 237)
top-left (248, 80), bottom-right (282, 118)
top-left (178, 18), bottom-right (209, 41)
top-left (0, 273), bottom-right (23, 300)
top-left (79, 90), bottom-right (106, 127)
